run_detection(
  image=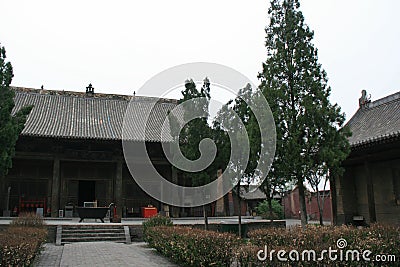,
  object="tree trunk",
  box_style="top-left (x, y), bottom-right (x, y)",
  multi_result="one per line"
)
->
top-left (318, 177), bottom-right (329, 226)
top-left (203, 205), bottom-right (209, 230)
top-left (238, 197), bottom-right (242, 238)
top-left (237, 183), bottom-right (242, 238)
top-left (330, 175), bottom-right (337, 226)
top-left (297, 179), bottom-right (308, 229)
top-left (267, 196), bottom-right (274, 222)
top-left (316, 190), bottom-right (323, 225)
top-left (319, 208), bottom-right (323, 225)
